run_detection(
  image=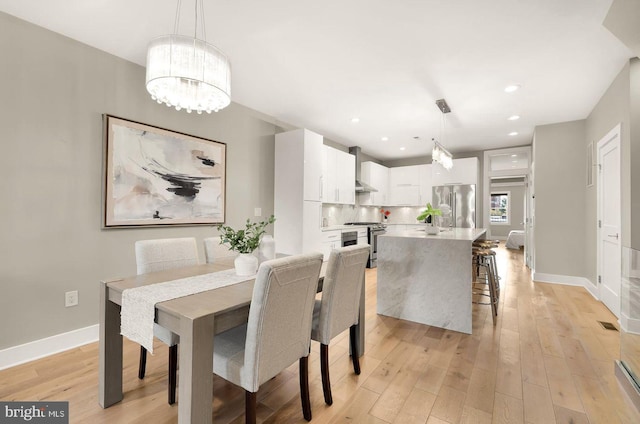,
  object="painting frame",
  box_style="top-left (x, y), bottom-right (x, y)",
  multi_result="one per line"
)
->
top-left (102, 114), bottom-right (226, 228)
